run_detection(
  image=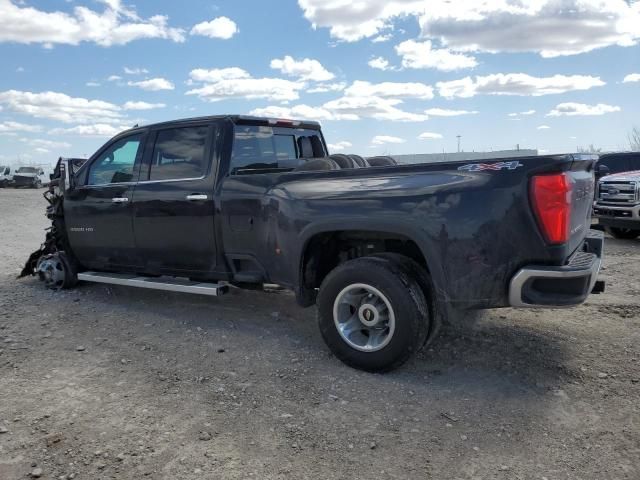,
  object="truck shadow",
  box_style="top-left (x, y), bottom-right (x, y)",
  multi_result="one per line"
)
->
top-left (25, 278), bottom-right (575, 395)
